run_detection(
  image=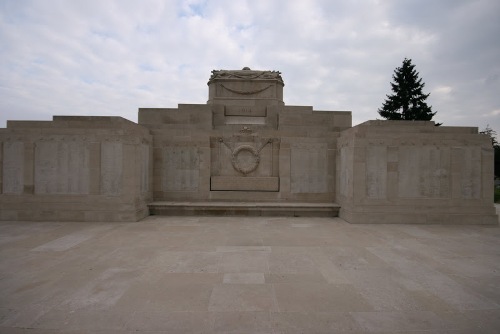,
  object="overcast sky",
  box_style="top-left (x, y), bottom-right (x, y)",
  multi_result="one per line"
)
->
top-left (1, 0), bottom-right (499, 136)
